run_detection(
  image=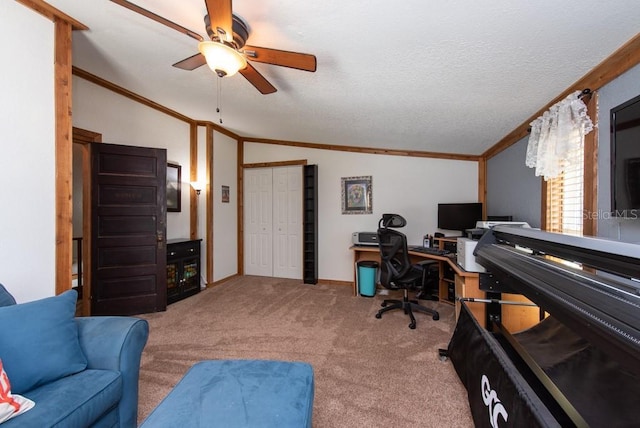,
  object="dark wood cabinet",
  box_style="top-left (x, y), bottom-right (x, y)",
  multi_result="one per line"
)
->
top-left (303, 165), bottom-right (318, 284)
top-left (167, 239), bottom-right (202, 304)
